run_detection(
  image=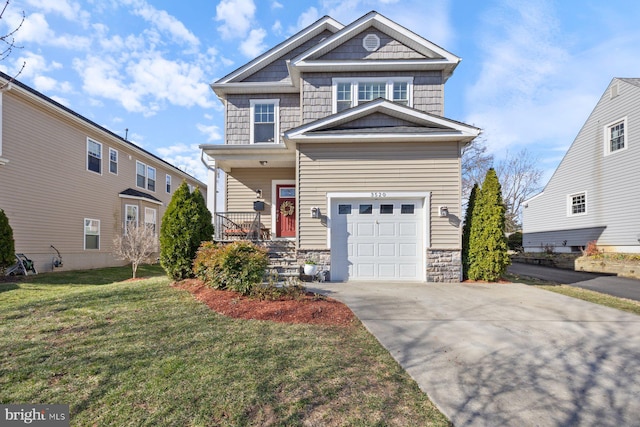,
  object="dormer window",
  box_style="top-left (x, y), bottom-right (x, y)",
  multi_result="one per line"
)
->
top-left (332, 77), bottom-right (413, 113)
top-left (250, 99), bottom-right (280, 143)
